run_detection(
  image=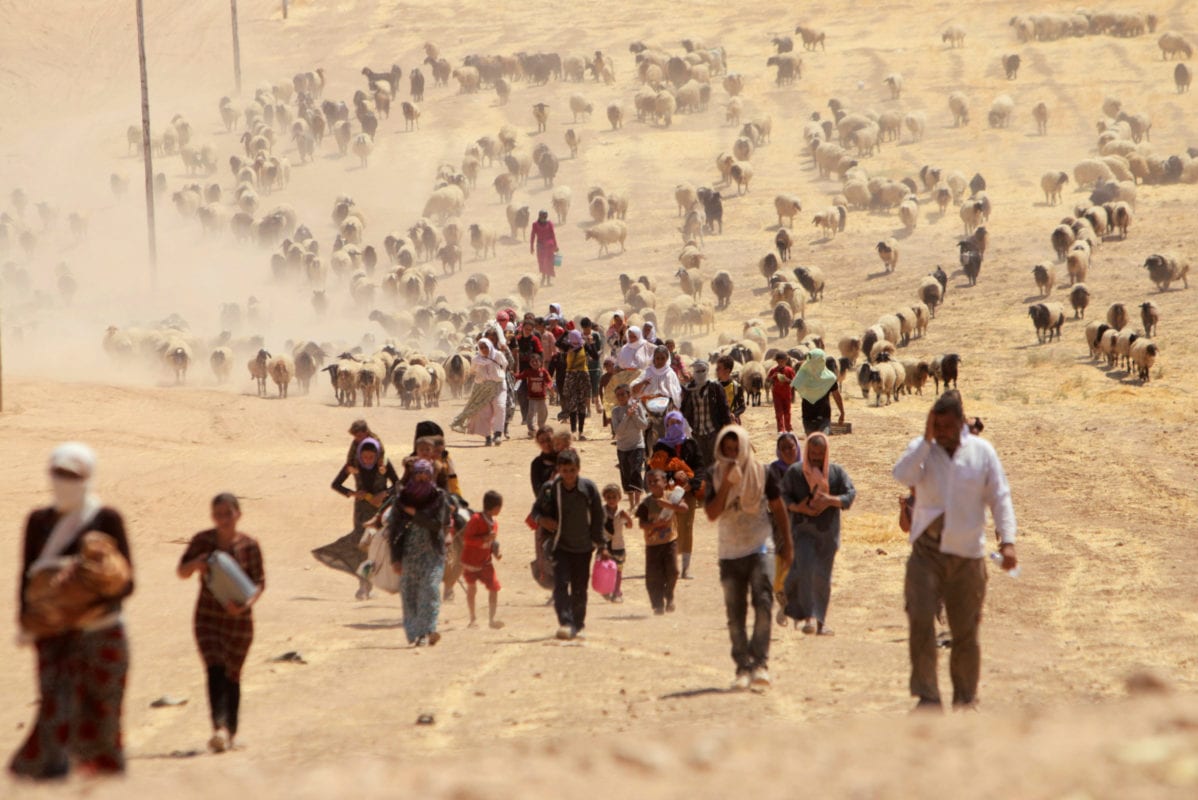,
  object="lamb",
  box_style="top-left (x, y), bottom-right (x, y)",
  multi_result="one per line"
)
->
top-left (537, 150), bottom-right (560, 187)
top-left (1159, 32), bottom-right (1193, 60)
top-left (1032, 263), bottom-right (1054, 296)
top-left (948, 92), bottom-right (970, 126)
top-left (654, 91), bottom-right (677, 126)
top-left (1029, 303), bottom-right (1065, 343)
top-left (606, 192), bottom-right (629, 220)
top-left (876, 239), bottom-right (899, 272)
top-left (564, 128), bottom-right (580, 159)
top-left (1129, 339), bottom-right (1158, 383)
top-left (711, 271), bottom-right (734, 309)
top-left (775, 194), bottom-right (802, 228)
top-left (1115, 330), bottom-right (1141, 371)
top-left (1041, 171), bottom-right (1068, 205)
top-left (1069, 284), bottom-right (1090, 318)
top-left (1176, 63), bottom-right (1193, 93)
top-left (1106, 302), bottom-right (1129, 331)
top-left (468, 224), bottom-right (498, 259)
top-left (1066, 244), bottom-right (1089, 285)
top-left (1143, 254), bottom-right (1189, 291)
top-left (569, 93), bottom-right (593, 122)
top-left (552, 186), bottom-right (572, 223)
top-left (400, 101), bottom-right (421, 131)
top-left (1098, 328), bottom-right (1120, 368)
top-left (1139, 301), bottom-right (1159, 336)
top-left (959, 241), bottom-right (982, 286)
top-left (584, 220), bottom-right (628, 256)
top-left (1032, 101), bottom-right (1049, 135)
top-left (793, 265), bottom-right (826, 302)
top-left (884, 73), bottom-right (903, 99)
